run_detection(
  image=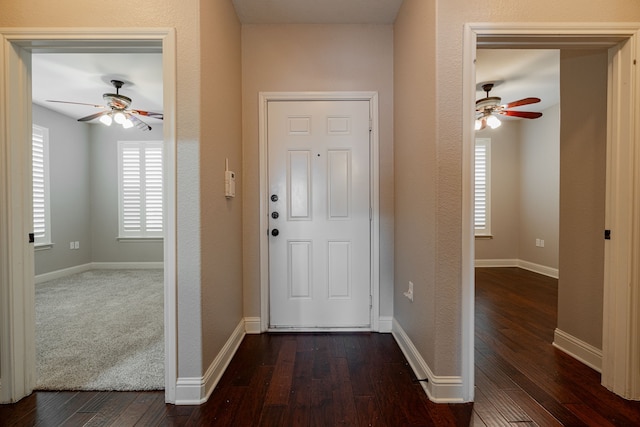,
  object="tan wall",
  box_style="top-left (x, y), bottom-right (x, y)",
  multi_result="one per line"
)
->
top-left (518, 104), bottom-right (560, 269)
top-left (475, 104), bottom-right (560, 269)
top-left (199, 1), bottom-right (243, 373)
top-left (241, 24), bottom-right (395, 319)
top-left (396, 0), bottom-right (640, 377)
top-left (558, 50), bottom-right (608, 349)
top-left (474, 121), bottom-right (521, 260)
top-left (394, 0), bottom-right (439, 370)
